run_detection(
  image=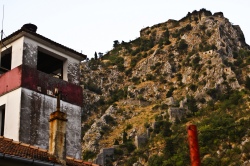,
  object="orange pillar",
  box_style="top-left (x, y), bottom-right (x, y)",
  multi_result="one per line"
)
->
top-left (187, 125), bottom-right (201, 166)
